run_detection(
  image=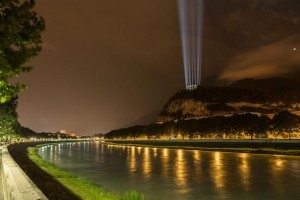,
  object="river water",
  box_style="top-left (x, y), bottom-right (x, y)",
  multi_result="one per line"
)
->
top-left (38, 141), bottom-right (300, 200)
